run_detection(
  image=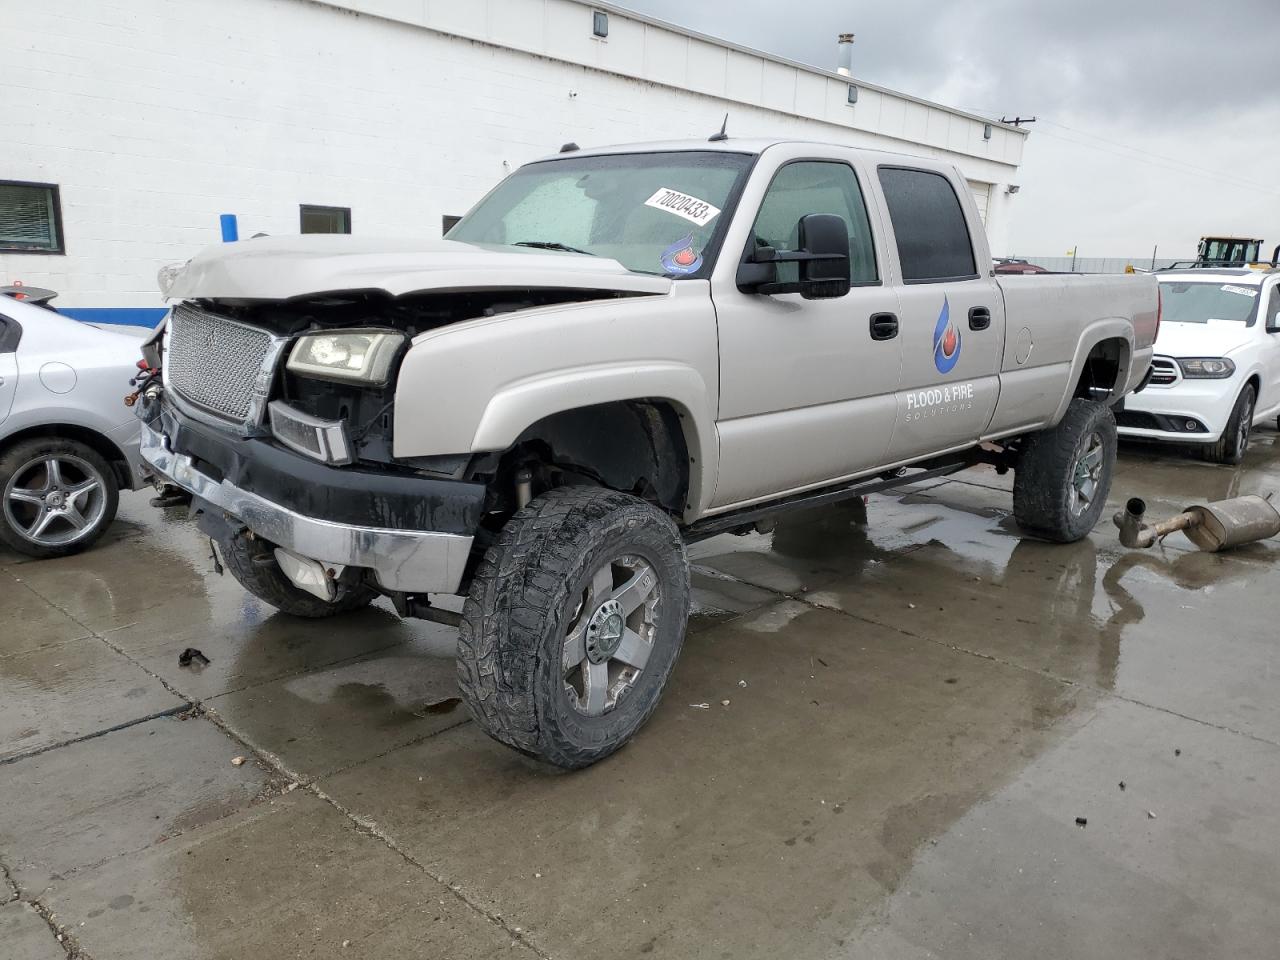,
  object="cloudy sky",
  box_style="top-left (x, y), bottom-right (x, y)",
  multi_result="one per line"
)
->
top-left (615, 0), bottom-right (1280, 259)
